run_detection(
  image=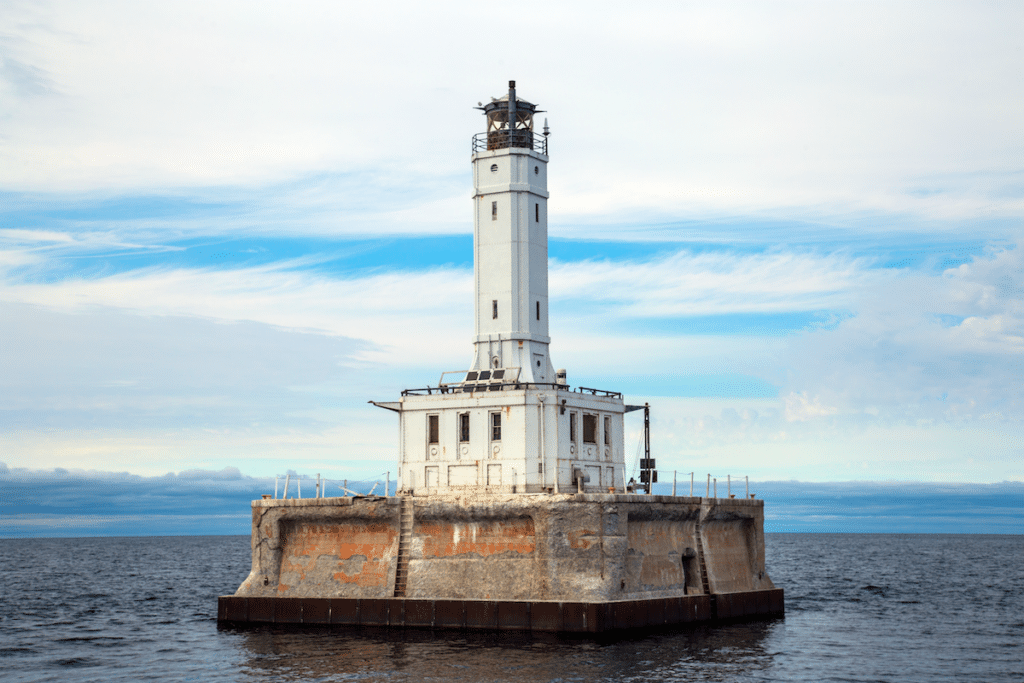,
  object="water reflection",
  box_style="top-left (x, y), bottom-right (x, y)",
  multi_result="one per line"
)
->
top-left (223, 620), bottom-right (784, 682)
